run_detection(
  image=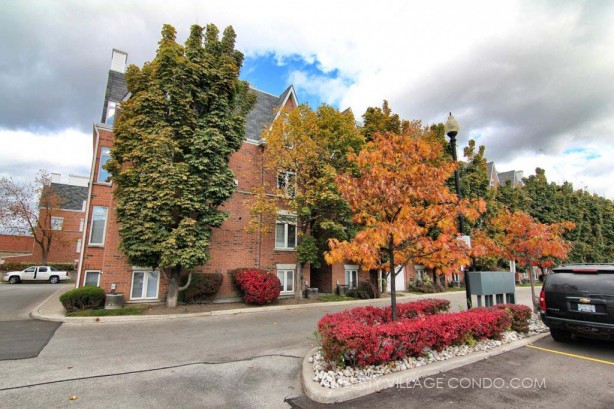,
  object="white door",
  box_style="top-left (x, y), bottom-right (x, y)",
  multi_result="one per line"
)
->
top-left (36, 266), bottom-right (50, 280)
top-left (387, 266), bottom-right (406, 292)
